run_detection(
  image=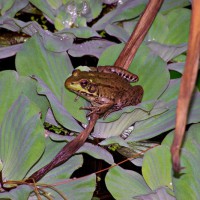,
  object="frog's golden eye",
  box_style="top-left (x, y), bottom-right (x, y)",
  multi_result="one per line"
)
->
top-left (80, 79), bottom-right (88, 88)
